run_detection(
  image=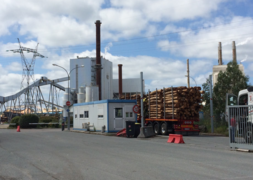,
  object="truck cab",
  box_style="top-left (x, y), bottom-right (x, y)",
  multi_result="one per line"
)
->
top-left (225, 87), bottom-right (253, 143)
